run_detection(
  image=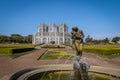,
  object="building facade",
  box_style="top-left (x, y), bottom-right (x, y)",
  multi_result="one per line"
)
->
top-left (32, 23), bottom-right (71, 44)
